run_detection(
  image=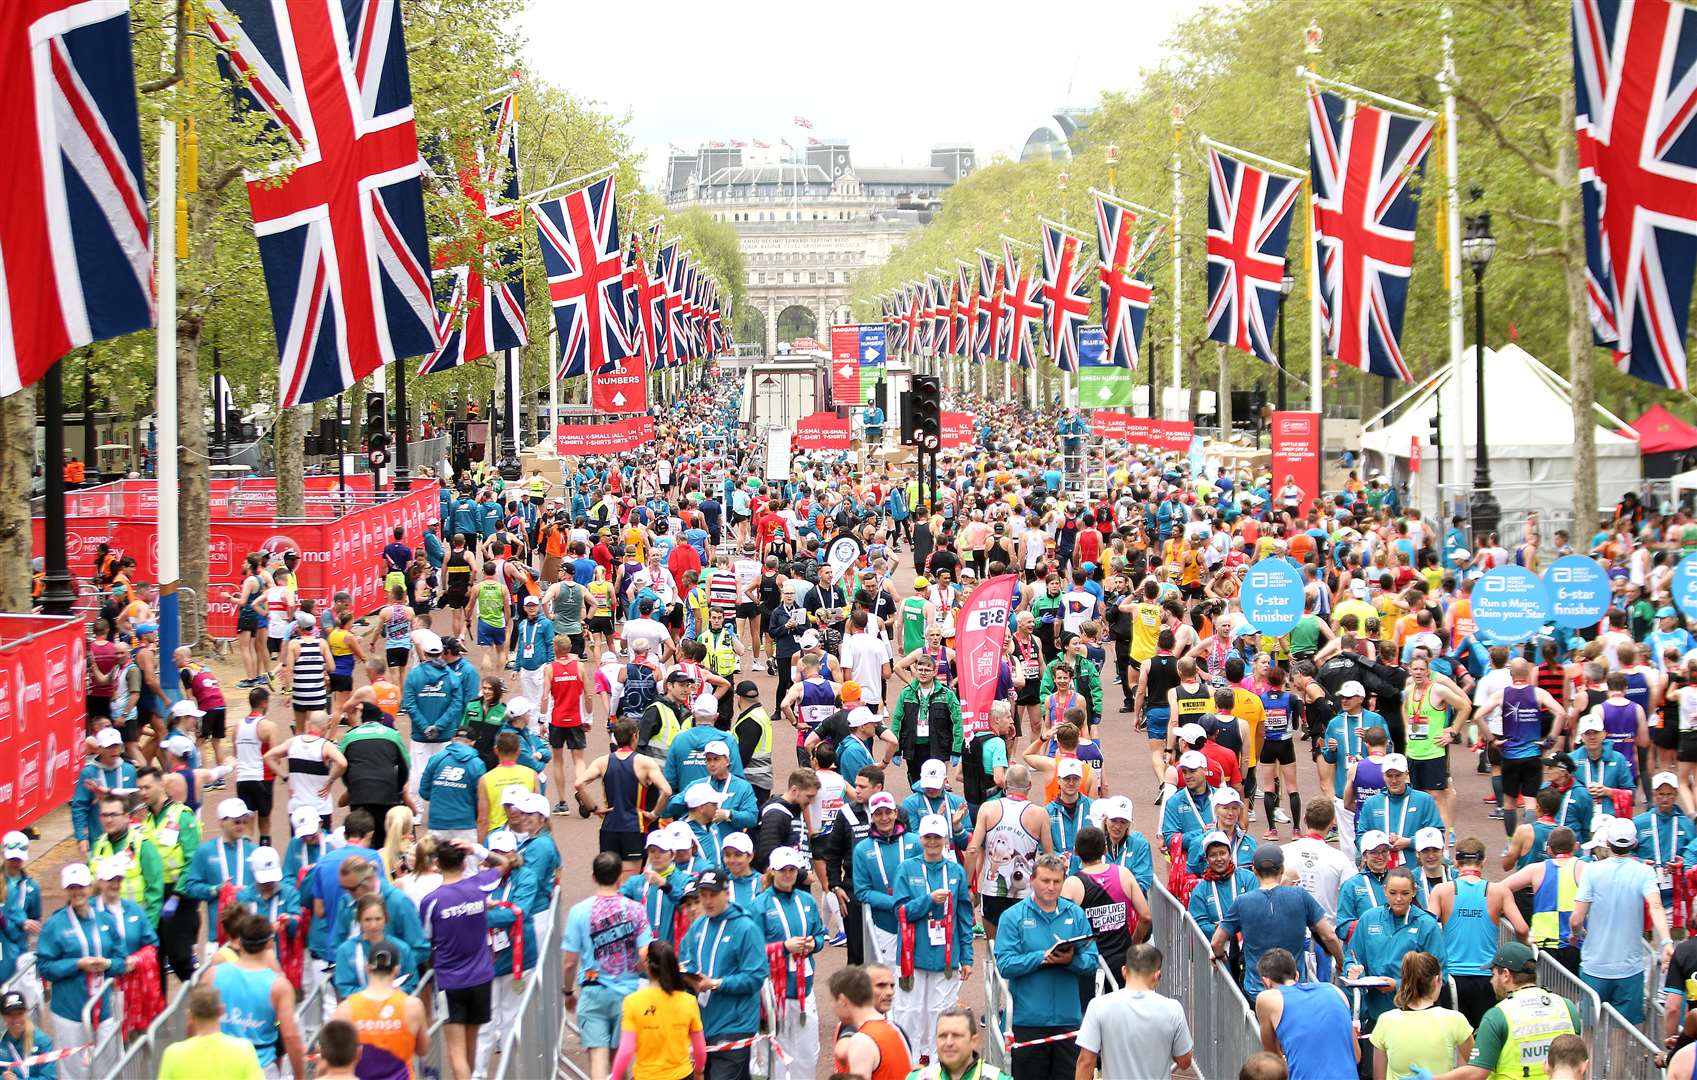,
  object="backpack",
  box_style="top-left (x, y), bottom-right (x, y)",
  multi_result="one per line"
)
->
top-left (961, 732), bottom-right (998, 806)
top-left (620, 662), bottom-right (658, 722)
